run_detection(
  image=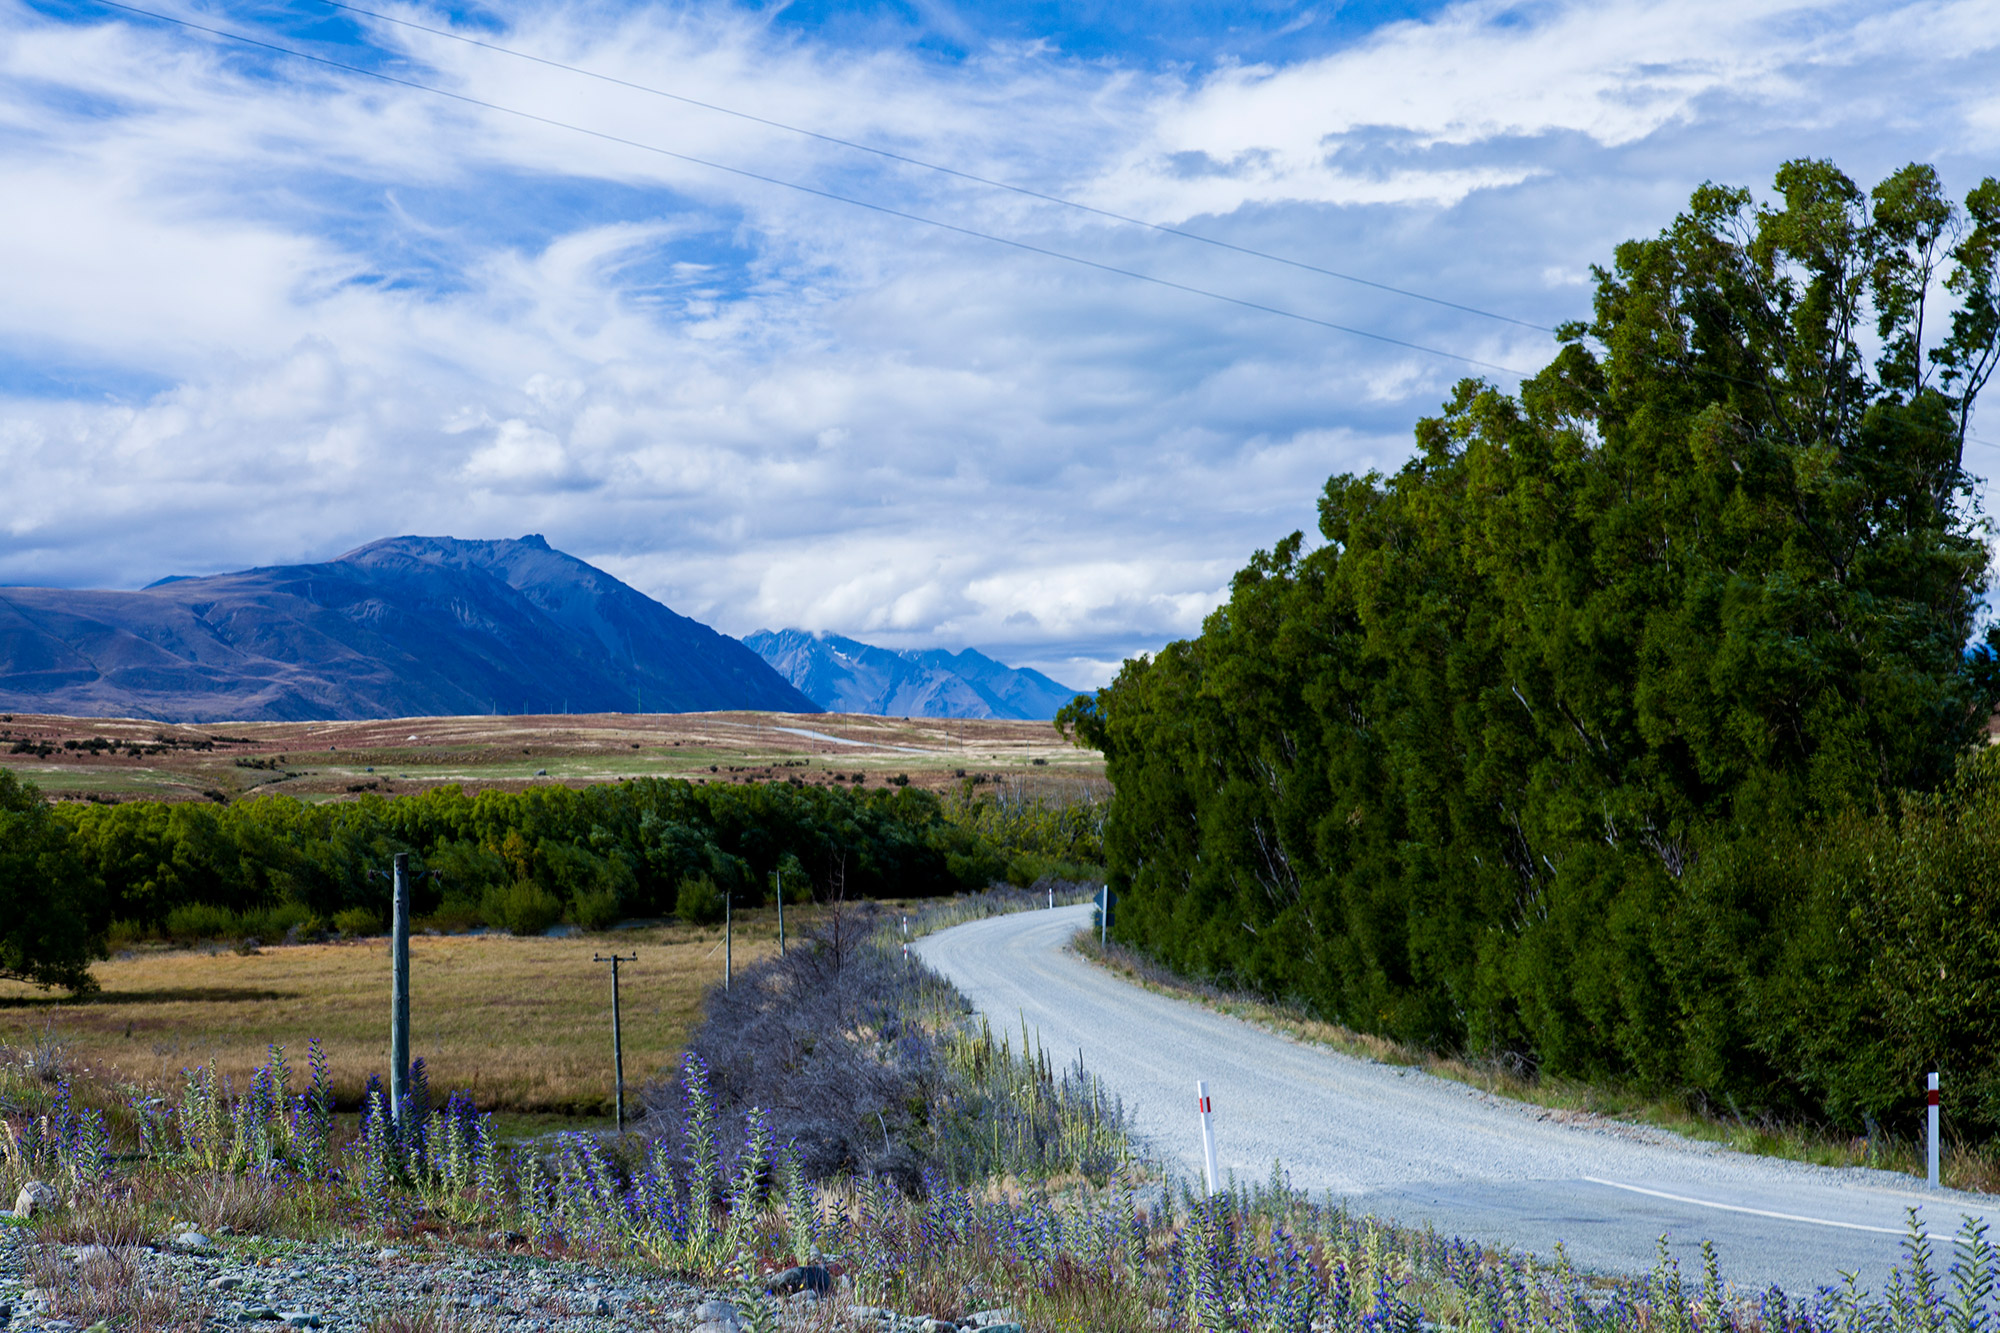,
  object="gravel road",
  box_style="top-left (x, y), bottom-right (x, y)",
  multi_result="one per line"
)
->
top-left (916, 905), bottom-right (1992, 1296)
